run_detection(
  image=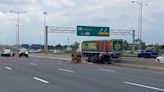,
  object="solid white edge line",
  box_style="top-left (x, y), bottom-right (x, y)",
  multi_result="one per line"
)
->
top-left (58, 68), bottom-right (75, 73)
top-left (124, 81), bottom-right (164, 92)
top-left (5, 67), bottom-right (12, 70)
top-left (99, 68), bottom-right (116, 72)
top-left (33, 77), bottom-right (49, 84)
